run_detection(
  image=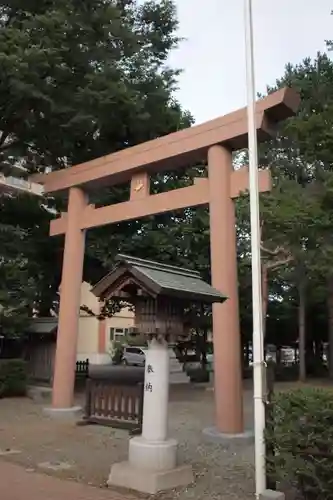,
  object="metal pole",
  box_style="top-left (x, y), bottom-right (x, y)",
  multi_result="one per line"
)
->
top-left (243, 0), bottom-right (266, 497)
